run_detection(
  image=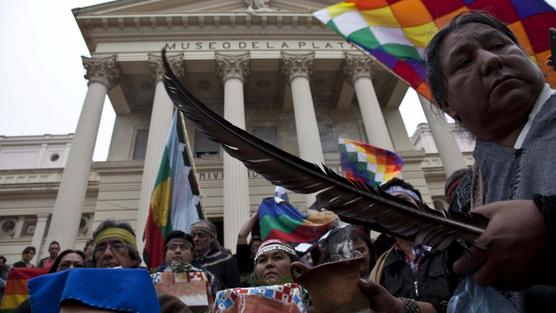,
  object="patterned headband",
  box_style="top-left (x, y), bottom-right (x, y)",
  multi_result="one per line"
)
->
top-left (94, 227), bottom-right (137, 247)
top-left (254, 240), bottom-right (297, 263)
